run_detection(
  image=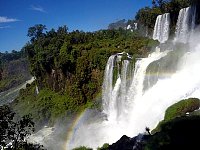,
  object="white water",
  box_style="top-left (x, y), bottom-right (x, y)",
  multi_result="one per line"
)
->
top-left (28, 127), bottom-right (54, 144)
top-left (29, 5), bottom-right (200, 150)
top-left (102, 53), bottom-right (133, 121)
top-left (127, 50), bottom-right (169, 106)
top-left (69, 50), bottom-right (178, 149)
top-left (102, 55), bottom-right (116, 119)
top-left (175, 6), bottom-right (196, 43)
top-left (68, 40), bottom-right (200, 149)
top-left (119, 60), bottom-right (130, 116)
top-left (36, 85), bottom-right (39, 95)
top-left (153, 13), bottom-right (170, 43)
top-left (0, 77), bottom-right (35, 106)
